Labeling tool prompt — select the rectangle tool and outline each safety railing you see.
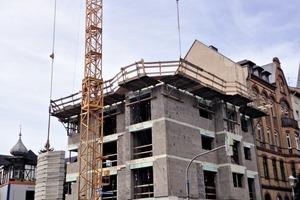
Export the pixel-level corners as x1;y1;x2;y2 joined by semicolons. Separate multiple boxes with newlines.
51;59;250;114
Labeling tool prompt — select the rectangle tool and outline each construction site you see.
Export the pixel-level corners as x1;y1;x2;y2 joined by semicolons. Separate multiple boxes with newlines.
1;1;299;200
47;38;266;199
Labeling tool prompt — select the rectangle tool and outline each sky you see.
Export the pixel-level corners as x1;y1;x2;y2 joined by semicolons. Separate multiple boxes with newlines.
0;0;299;156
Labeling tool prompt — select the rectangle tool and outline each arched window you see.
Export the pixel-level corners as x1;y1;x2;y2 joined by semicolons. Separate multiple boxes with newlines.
280;160;286;181
274;131;280;148
284;195;289;200
265;193;271;200
272;159;278;180
267;128;272;145
280;101;289;117
262;91;268;106
277;194;282;200
263;156;269;179
278;76;285;94
257;124;263;142
291;161;296;177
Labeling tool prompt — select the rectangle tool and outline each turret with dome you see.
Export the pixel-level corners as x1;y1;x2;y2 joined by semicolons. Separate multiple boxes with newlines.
10;127;28;157
0;126;37;187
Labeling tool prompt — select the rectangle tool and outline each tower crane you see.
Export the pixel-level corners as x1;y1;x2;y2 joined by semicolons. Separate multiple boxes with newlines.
78;0;108;199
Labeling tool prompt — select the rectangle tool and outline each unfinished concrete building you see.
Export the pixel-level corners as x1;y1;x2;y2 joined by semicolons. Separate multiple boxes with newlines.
51;40;265;199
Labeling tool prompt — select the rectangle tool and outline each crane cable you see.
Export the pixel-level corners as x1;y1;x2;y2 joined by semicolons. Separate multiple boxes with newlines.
176;0;182;59
42;0;57;152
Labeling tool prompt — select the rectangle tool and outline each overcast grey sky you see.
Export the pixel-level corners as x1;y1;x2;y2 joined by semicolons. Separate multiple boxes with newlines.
0;0;299;155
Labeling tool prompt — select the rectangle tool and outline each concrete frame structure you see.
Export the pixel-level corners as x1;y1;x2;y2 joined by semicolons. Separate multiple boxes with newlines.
51;40;266;200
239;58;300;200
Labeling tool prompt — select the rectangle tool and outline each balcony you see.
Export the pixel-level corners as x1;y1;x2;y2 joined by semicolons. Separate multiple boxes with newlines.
281;117;299;130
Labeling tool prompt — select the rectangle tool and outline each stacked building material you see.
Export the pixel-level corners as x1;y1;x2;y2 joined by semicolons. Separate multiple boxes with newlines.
35;151;65;200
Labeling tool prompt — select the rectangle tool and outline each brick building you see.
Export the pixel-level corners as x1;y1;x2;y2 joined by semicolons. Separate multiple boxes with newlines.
239;58;300;200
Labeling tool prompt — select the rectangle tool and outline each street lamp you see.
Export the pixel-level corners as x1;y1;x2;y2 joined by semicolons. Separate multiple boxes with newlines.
185;139;233;200
289;175;297;200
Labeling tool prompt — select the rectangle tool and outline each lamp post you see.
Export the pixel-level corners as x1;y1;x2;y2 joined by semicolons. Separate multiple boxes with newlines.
289;175;297;200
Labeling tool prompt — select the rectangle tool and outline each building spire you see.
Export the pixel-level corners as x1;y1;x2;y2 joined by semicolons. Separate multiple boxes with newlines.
19;124;22;139
10;125;28;156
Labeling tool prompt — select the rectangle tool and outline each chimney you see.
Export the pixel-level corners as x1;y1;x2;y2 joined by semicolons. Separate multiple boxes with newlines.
209;45;218;52
273;57;281;68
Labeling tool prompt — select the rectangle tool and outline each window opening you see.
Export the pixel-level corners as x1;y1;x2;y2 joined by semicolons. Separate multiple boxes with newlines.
295;134;300;150
132;129;152;159
102;175;117;200
247;178;255;200
267;128;272;145
265;193;271;200
25;190;34;200
103;141;117;167
263;157;269;179
198;101;213;120
291;162;296;177
284;195;290;200
286;133;292;149
104;109;117;136
257;124;263;142
225;104;237;134
232;173;243;188
274;131;279;147
130;93;151;124
244;147;251;160
231;140;239;165
272;159;278;180
204;171;217;199
280;160;286;181
133;167;154;199
241;114;248;132
201;136;213;150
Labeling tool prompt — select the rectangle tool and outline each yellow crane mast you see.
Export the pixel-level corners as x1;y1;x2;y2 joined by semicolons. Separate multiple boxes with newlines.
78;0;108;199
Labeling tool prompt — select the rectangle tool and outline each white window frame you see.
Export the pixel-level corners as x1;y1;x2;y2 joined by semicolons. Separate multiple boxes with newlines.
267;128;272;145
286;133;292;149
295;135;300;150
257;124;262;141
274;131;279;147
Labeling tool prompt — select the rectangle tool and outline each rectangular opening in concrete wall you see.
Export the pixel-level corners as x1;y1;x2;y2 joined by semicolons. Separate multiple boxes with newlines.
65;115;80;136
204;171;217;199
231;140;240;165
133;167;154;199
103;141;117;167
225;105;238;134
232;173;243;188
198;103;213;120
130;93;151;124
132;129;152;159
201;135;213;150
241;115;248;132
244;147;251;160
104;109;117;136
102;174;117;200
247;178;255;200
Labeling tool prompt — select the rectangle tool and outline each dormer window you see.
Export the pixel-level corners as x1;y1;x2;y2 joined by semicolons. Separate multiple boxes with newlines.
253;66;264;78
261;71;271;83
